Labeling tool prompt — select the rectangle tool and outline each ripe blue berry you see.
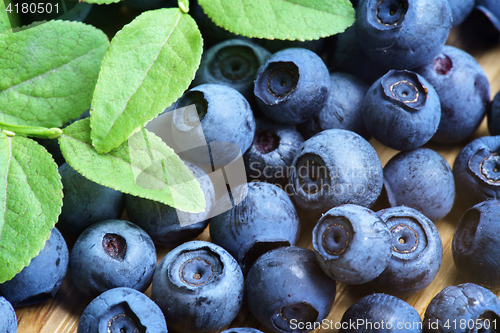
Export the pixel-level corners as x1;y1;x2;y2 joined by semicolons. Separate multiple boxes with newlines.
0;227;68;306
254;48;330;125
289;129;383;220
151;241;244;333
246;246;336;333
369;206;443;296
356;0;452;69
70;219;157;297
78;287;168;333
362;70;441;151
312;204;391;284
423;283;500;333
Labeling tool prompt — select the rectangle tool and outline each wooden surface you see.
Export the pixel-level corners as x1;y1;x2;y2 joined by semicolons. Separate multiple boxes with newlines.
14;29;500;333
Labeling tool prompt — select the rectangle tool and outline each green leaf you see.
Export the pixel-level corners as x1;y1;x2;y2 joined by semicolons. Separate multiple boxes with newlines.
0;0;20;33
60;118;205;213
90;8;203;153
198;0;355;41
0;133;63;283
0;20;109;128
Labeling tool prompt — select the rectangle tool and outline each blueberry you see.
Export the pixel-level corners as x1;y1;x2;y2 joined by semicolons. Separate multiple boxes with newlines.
125;160;215;248
171;84;256;167
327;24;389;85
383;148;455;221
221;329;264;333
476;0;500;36
253;38;326;55
193;39;271;102
210;182;300;274
151;240;244;333
57;162;125;238
487;90;500;136
423;283;500;333
453;136;500;209
70;219;157;297
356;0;452;70
453;200;500;289
297;72;370;140
254;48;330;125
312;204;391;284
0;297;16;333
447;0;475;26
368;206;443;297
0;227;68;307
246;246;336;333
339;293;423;333
362;70;441;151
78;287;168;333
289;129;383;219
243;119;304;187
415;45;490;143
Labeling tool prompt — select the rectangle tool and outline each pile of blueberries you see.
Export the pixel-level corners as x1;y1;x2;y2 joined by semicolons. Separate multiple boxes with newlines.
3;0;500;332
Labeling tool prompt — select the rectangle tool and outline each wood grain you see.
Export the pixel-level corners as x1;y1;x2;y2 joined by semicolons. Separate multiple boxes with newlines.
14;28;500;333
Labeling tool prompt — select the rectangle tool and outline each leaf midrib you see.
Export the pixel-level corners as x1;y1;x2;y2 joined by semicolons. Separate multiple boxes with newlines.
0;42;106;96
101;10;183;145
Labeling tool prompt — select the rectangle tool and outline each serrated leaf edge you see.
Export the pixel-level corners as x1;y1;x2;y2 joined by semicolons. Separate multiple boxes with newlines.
90;8;189;154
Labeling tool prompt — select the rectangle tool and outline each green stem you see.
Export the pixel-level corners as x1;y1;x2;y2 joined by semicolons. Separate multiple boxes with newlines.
0;122;63;139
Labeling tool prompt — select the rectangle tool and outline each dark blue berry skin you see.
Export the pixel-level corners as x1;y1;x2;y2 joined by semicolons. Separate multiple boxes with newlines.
289;129;383;220
210;182;300;274
57;162;124;238
362;70;441;151
171;84;256;167
356;0;452;70
476;0;500;34
193;39;271;102
453;136;500;209
70;219;157;297
487;90;500;136
415;45;490;143
254;48;330;125
0;297;16;333
297;72;370;140
312;204;391;284
328;24;389;85
448;0;475;26
243;119;304;186
453;200;500;289
368;207;443;297
125;160;215;248
253;38;326;55
151;241;244;333
246;246;337;333
221;329;263;333
383;148;455;222
78;287;168;333
0;227;68;307
340;293;423;333
423;283;500;333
